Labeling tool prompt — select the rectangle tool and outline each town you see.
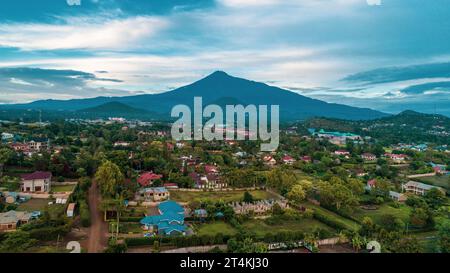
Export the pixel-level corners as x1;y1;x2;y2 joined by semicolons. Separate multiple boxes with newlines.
0;113;448;253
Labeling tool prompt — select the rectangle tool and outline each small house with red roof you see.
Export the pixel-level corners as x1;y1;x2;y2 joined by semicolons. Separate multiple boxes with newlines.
366;179;377;190
300;156;312;163
334;150;350;156
20;171;52;193
282;155;296;165
361;153;377;161
138;172;163;187
263;155;277;167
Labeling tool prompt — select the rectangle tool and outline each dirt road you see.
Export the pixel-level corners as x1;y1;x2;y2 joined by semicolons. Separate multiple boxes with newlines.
87;181;109;253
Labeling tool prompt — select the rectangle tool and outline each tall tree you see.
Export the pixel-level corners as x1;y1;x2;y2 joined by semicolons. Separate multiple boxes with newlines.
95;160;124;197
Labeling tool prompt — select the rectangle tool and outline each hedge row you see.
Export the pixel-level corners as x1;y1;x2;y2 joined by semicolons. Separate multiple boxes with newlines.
29;224;71;241
313;210;351;231
80;201;91;227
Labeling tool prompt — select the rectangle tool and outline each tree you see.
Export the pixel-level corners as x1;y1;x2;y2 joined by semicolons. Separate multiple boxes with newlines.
0;231;37;253
360;217;376;237
287;184;307;204
409;207;431;228
424;188;446;210
0;148;13;176
436;219;450;253
390;237;422;253
95;160;124;197
380;214;404;232
243;191;254;203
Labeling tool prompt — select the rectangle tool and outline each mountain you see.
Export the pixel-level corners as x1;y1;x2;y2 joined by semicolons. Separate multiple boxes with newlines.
0;71;388;121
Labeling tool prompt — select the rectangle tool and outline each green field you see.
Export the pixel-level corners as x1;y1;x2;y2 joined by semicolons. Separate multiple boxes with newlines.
195;221;238;236
170;190;278;203
353;203;412;224
242;218;336;236
301;202;361;231
17;198;51;211
416;175;450;191
51;184;76;193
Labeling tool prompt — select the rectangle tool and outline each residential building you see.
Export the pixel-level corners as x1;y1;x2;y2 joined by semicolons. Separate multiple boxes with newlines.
140;201;186;236
282;155;296;165
402;181;445;196
361;153;377;161
389;191;408;202
137;187;170;202
0;210;33;232
137;172;163;187
20;171;52;193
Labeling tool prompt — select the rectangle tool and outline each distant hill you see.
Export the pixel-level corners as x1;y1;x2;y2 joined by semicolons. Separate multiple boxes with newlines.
0;71;388;121
302;110;450;145
77;102;147;115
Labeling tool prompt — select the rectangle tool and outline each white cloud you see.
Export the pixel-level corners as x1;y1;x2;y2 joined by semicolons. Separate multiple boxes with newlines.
0;15;169;51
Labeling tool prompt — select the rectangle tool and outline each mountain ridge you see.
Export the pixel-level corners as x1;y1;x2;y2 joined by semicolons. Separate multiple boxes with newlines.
0;71;389;121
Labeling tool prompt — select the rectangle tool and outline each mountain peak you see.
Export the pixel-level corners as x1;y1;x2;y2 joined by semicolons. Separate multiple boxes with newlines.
204;70;232;80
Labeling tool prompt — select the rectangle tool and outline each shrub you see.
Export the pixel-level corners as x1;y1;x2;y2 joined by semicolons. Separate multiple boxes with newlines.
79;201;91;227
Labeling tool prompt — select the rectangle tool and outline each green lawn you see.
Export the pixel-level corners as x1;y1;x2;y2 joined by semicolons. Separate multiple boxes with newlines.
195;221;238;237
353;203;412;224
17;198;51;211
242;218;336;237
170;190;278;203
51;184;76;193
416;175;450;191
300;202;361;231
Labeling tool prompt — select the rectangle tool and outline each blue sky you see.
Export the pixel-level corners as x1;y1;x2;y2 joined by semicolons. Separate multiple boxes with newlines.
0;0;449;115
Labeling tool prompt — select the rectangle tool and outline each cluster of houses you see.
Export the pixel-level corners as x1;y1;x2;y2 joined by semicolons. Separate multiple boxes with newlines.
189;164;227;189
365;178;446;203
9;138;50;157
310;128;362;145
230;199;289;215
0;210;38;232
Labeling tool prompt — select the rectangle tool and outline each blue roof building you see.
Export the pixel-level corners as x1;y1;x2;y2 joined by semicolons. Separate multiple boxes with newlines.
140;201;186;236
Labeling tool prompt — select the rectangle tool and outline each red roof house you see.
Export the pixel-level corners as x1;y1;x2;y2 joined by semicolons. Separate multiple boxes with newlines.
138;172;163;187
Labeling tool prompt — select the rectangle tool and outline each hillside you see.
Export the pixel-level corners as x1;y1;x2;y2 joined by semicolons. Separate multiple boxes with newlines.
302;110;450;145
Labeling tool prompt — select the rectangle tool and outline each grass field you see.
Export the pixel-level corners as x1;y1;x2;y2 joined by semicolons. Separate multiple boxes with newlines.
17;198;51;211
51;184;76;193
353;203;412;224
301;202;361;231
416;175;450;191
195;221;238;237
169;190;278;203
242;218;336;236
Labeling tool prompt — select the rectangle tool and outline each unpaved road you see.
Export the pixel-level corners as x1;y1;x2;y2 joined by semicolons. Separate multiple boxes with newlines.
87;181;108;253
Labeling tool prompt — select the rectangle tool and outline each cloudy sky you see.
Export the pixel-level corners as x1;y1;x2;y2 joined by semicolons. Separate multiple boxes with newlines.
0;0;449;115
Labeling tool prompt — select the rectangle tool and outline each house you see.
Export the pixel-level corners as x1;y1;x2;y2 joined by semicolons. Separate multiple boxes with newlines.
361;153;377;161
1;132;14;142
389;191;408;202
385;153;407;163
189;172;227;189
300;156;312;163
137;187;170;202
334;150;350;156
194;209;208;218
28;138;49;151
429;162;448;175
204;165;219;174
402;181;445;196
0;210;33;232
137;172;163;187
263;156;277;167
140;201;186;236
114;141;130;147
282;155;296;165
163;183;179;189
313;129;361;145
67;203;76;218
20;171;52;193
366;179;377;190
